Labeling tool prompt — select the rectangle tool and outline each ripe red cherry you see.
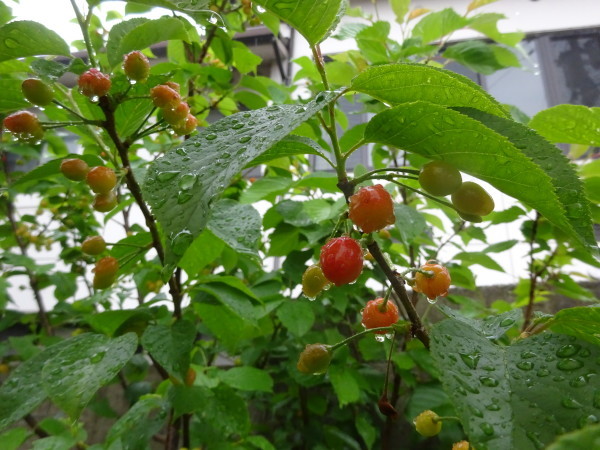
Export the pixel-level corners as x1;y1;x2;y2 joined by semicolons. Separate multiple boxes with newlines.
60;158;89;181
3;111;44;143
163;101;190;126
78;68;111;98
21;78;54;106
81;236;106;255
92;192;118;212
86;166;117;194
361;298;399;333
414;260;451;300
93;256;119;289
319;236;363;286
348;184;395;233
123;51;150;81
150;85;180;109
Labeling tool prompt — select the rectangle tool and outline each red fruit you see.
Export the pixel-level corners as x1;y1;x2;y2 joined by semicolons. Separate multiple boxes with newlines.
86;166;117;194
361;298;399;333
92;191;118;212
172;113;198;136
123;51;150;81
163;101;190;126
348;184;395;233
81;236;106;255
60;158;89;181
319;236;363;286
93;256;119;289
78;68;111;98
297;344;332;374
165;81;180;93
3;110;44;143
414;260;451;300
21;78;54;106
150;85;180;109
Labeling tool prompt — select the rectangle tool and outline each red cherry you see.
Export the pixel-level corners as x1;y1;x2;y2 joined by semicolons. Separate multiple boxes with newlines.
163;101;190;126
93;256;119;289
348;184;396;233
319;236;363;286
3;111;44;143
150;85;180;109
414;260;451;300
60;158;89;181
361;298;399;333
92;191;118;212
78;68;111;98
172;113;198;136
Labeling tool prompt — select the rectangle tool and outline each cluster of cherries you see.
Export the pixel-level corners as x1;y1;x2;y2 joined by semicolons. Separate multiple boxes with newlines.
2;50;199;147
60;158;118;213
298;181;453;373
80;235;119;290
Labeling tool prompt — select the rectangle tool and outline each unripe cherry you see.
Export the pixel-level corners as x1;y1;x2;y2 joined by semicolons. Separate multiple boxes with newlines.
172;113;198;136
150;85;180;109
93;256;119;289
21;78;54;106
92;191;118;213
60;158;89;181
81;236;106;255
163;101;190;126
86;166;117;194
414;410;442;437
297;344;332;374
301;264;330;299
123;51;150;81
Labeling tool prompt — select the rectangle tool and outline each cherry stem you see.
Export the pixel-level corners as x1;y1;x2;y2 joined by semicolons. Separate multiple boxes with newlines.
330;326;395;351
382;330;397;395
379;285;393;312
433;416;461;423
351;167;420;185
329;211;348;239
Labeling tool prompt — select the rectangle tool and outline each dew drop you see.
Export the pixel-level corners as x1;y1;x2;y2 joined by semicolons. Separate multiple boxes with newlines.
470;406;483;418
90;351;106;364
459;352;481;370
171;230;193;256
232;123;244;129
176;148;187;156
500;318;515;327
178;173;197;190
485;403;501;411
205;133;217;140
479;376;499;387
561;397;583;409
526;432;545;450
157;171;179;182
556;344;581;358
521;351;536;359
569;376;587;388
536;368;550;377
4;37;18;48
375;335;385;342
479;423;494;436
557;358;584;371
517;361;534;371
239;136;251;143
243;112;252;118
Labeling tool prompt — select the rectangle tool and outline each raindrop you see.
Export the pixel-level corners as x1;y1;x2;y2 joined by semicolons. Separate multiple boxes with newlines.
557;358;584;371
578;348;591;357
176;148;187;156
157;171;179;182
569;376;587;388
516;361;534;371
232;123;244;129
485;403;501;411
553;375;565;382
375;335;385;342
243;112;252;118
426;297;438;305
90;351;106;364
526;432;545;450
521;351;536;359
170;230;193;256
536;368;550;377
500;318;515;327
205;133;217;140
178;173;197;190
239;136;251;143
470;406;483;418
4;38;18;48
266;105;280;111
459;352;481;370
479;423;494;436
578;415;599;428
256;5;266;13
556;344;581;358
561;397;583;409
315;93;325;102
479;376;499;387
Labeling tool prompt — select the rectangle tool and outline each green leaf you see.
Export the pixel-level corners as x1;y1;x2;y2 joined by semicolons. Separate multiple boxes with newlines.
355;22;390;64
549;307;600;347
86;309;154;337
240;176;293;204
328;365;360;406
351;63;507;117
431;318;600;449
253;0;346;46
143;92;337;274
11;154;104;187
456;107;597;253
443;40;520;74
468;13;524;46
115;97;154;138
106;395;169;448
364;102;589;254
0;79;29;112
0;21;69;62
41;333;137;418
276;301;315;337
394;204;426;244
454;251;505;272
529;105;600;146
219;367;274;392
245;135;329;168
0;338;73;431
107;17;189;68
0;427;28;450
206;199;261;263
390;0;410;22
411;8;469;44
178;230;225;276
141;320;196;379
195;282;258;325
546;424;600;450
438;305;520;339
